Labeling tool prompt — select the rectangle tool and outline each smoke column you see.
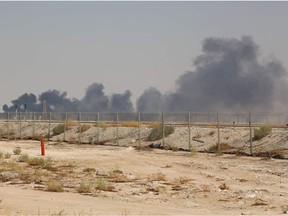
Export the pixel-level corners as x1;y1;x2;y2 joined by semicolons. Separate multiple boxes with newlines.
137;36;288;112
2;83;134;112
3;36;288;113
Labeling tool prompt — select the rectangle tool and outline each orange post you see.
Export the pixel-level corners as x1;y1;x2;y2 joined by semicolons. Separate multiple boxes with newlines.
41;139;45;156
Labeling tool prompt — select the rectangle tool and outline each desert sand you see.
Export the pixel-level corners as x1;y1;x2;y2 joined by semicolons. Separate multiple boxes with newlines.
0;140;288;215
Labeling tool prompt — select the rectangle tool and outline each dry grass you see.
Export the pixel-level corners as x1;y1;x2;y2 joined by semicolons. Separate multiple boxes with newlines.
77;181;92;193
146;122;161;128
108;170;129;183
149;172;166;182
34;169;51;180
46;181;64;192
190;147;198;156
83;167;96;172
28;157;52;168
219;182;229;190
171;145;179;152
98;122;108;130
65;121;78;127
77;124;91;133
207;142;235;153
4;152;11;159
18;153;30;163
193;133;201;139
95;178;115;192
208;130;216;136
201;184;211;193
121;121;140;128
7;161;20;171
134;146;153;151
172;176;192;185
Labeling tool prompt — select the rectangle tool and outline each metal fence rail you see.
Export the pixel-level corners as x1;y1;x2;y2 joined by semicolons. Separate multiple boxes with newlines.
2;111;288;124
0;111;288;158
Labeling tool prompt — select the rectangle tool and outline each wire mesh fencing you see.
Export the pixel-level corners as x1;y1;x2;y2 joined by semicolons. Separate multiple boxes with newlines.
0;111;287;158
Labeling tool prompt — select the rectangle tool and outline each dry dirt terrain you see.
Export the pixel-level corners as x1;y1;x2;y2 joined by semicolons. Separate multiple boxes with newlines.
0;140;288;215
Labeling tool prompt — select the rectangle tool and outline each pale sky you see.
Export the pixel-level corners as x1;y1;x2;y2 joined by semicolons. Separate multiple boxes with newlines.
1;1;288;109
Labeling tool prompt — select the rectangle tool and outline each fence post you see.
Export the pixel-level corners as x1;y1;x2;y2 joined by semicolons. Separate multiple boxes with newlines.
47;112;51;143
249;112;253;156
32;112;35;140
19;112;22;140
116;112;119;146
78;112;82;144
96;112;100;144
63;112;67;142
138;112;141;147
7;112;10;141
162;112;165;148
188;112;191;151
217;112;220;152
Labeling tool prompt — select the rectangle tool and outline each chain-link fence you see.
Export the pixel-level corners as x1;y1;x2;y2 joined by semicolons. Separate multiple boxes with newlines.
0;112;287;158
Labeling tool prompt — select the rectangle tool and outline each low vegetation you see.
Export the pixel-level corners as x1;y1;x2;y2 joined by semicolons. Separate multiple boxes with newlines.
190;147;198;156
77;124;91;133
52;124;66;136
147;124;175;141
28;157;52;168
95;178;115;192
18;153;30;163
253;125;272;141
121;121;140;128
83;167;96;172
77;181;92;193
4;152;11;159
46;181;64;192
13;147;22;155
208;130;216;136
207;142;235;153
149;172;166;182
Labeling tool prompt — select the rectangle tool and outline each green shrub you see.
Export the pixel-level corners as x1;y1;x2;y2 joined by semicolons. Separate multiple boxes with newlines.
253;125;272;141
13;147;22;155
147;124;175;141
190;147;198;156
18;153;30;163
52;124;66;136
77;181;92;193
28;157;52;168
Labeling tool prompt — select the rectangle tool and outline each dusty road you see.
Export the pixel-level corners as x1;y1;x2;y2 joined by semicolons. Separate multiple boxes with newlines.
0;140;288;215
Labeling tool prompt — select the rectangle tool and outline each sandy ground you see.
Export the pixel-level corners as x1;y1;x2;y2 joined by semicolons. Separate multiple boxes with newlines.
0;140;288;215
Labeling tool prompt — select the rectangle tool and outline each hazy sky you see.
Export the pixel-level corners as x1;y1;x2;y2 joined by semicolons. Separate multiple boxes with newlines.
1;1;288;109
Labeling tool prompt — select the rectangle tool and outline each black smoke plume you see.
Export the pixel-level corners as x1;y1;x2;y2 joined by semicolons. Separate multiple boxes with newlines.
79;83;109;111
2;93;41;112
137;36;288;112
136;87;166;112
3;36;288;113
2;83;134;112
110;90;133;112
38;90;80;112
